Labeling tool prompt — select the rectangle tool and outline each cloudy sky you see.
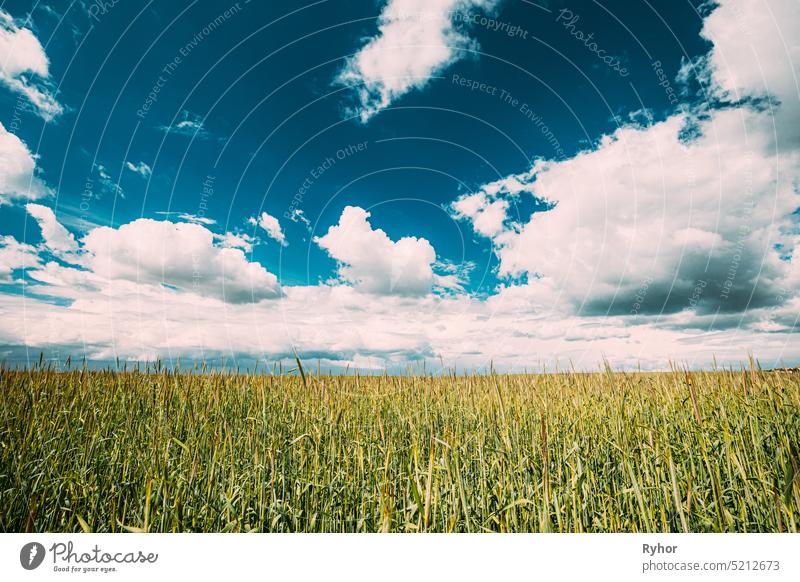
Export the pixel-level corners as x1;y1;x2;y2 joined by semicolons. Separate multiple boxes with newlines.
0;0;798;371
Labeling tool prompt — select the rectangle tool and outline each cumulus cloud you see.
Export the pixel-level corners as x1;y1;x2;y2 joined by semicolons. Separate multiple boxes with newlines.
249;211;287;246
451;192;510;238
449;170;545;240
217;231;255;253
336;0;500;122
456;0;800;321
691;0;800;149
0;10;63;120
0;122;52;203
10;206;283;305
81;219;281;303
315;206;460;296
492;109;797;316
18;208;281;304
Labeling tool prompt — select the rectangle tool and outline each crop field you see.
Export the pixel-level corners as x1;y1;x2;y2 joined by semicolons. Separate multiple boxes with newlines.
1;364;799;533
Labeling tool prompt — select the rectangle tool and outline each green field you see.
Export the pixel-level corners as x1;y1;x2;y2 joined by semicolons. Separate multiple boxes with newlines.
1;365;798;532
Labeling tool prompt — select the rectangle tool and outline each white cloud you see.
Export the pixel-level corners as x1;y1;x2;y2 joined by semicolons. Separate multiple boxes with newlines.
158;110;211;138
249;211;287;246
286;208;311;230
81;218;281;303
449;168;539;240
456;0;800;320
155;212;216;226
336;0;499;122
315;206;459;296
217;231;254;253
0;122;52;203
184;214;216;225
0;10;63;120
692;0;800;149
0;235;40;282
488;109;798;316
451;192;510;238
25;203;79;256
94;164;124;199
10;206;283;305
125;161;152;178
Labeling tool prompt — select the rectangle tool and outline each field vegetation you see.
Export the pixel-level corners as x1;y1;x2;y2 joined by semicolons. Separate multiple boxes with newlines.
1;362;798;532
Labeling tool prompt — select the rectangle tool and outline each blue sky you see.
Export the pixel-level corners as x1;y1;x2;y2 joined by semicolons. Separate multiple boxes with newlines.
1;0;798;370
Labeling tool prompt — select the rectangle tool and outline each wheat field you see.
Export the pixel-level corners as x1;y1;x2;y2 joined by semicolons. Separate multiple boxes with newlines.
1;363;798;532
